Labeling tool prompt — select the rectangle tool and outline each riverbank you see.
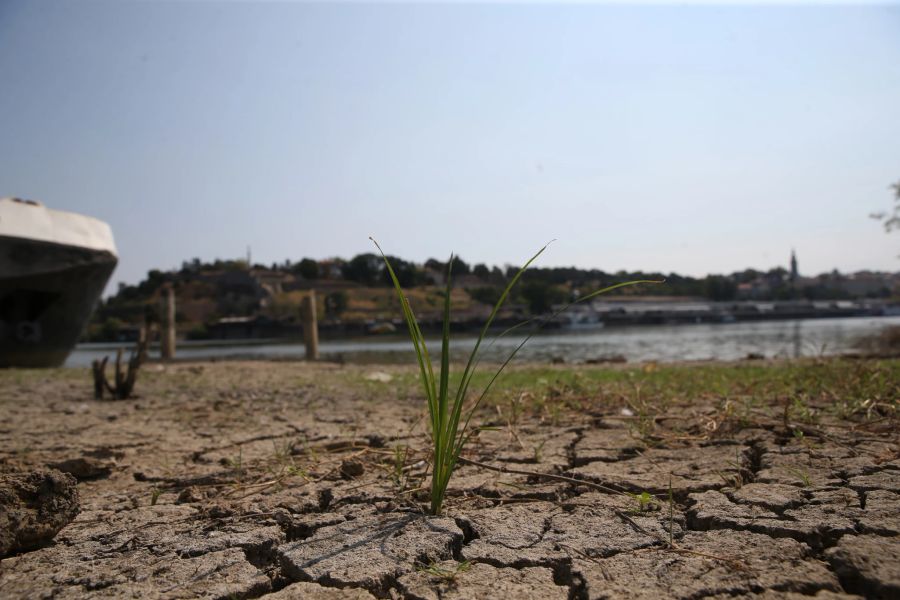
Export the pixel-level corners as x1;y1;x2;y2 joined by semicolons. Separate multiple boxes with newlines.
1;358;898;598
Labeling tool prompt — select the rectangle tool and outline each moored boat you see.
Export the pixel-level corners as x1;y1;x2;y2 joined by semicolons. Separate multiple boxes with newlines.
0;197;117;367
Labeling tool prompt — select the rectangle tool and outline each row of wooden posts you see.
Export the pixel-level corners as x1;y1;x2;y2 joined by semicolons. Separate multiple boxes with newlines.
93;288;319;399
157;285;319;361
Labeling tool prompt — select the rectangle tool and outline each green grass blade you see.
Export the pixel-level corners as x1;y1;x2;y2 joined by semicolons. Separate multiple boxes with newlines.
433;255;454;512
371;239;437;432
438;255;453;440
406;297;439;434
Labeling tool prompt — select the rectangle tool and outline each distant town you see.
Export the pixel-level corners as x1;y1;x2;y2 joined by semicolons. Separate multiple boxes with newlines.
87;251;900;343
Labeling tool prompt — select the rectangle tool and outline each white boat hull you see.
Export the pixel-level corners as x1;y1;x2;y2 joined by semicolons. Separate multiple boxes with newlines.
0;198;117;367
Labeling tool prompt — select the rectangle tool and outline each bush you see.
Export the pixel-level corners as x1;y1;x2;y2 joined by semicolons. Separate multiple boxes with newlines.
186;324;210;340
468;286;502;306
520;281;567;315
295;258;319;280
325;291;349;317
99;317;125;342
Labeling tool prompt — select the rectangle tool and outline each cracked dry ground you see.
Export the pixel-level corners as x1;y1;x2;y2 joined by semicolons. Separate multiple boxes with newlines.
0;359;898;599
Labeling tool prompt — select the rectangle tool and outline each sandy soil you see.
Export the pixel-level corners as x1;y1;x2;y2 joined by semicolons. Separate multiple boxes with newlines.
0;360;897;599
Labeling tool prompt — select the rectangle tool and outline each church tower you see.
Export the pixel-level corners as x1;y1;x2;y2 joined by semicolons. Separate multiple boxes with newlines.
790;249;798;282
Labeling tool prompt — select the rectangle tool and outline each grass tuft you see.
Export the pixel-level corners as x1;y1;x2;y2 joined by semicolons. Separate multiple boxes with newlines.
372;238;658;515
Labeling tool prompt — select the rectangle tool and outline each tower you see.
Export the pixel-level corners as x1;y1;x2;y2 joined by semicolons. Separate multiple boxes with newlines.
790;249;798;282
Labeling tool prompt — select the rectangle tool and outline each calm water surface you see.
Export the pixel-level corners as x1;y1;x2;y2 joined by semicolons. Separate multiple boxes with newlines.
66;315;900;367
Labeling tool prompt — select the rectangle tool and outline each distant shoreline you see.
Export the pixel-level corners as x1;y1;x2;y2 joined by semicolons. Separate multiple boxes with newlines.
68;314;900;368
87;300;899;346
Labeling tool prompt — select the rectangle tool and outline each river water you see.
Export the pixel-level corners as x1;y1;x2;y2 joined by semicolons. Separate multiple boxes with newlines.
66;315;900;367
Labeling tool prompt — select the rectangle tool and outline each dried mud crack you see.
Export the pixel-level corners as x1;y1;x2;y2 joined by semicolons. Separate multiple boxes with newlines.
0;359;897;599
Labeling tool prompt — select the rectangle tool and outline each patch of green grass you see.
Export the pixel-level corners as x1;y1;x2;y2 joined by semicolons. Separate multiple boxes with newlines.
709;447;749;491
387;443;410;491
457;359;899;422
266;440;306;483
340;358;899;434
629;490;656;513
531;438;547;463
417;560;472;581
783;466;812;487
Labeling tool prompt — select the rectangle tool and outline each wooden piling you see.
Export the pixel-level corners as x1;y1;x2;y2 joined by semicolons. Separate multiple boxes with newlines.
160;285;176;360
301;290;319;361
92;357;109;399
137;324;148;363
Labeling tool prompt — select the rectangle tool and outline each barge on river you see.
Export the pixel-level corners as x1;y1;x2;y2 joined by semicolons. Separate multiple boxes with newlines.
0;197;117;367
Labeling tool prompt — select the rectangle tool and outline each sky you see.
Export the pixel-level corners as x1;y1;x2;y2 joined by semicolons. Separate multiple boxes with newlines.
1;1;899;295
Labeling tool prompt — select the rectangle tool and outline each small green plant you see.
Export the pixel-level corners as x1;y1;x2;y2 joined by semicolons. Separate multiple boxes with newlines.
417;560;472;581
267;440;306;483
783;465;812;487
790;397;817;424
629;490;656;513
718;447;746;489
225;447;245;483
301;435;319;463
375;238;657;515
532;439;547;463
150;487;161;506
544;400;563;426
389;443;409;490
715;469;743;489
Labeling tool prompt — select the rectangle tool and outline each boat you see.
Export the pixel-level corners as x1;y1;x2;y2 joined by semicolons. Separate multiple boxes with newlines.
367;321;397;335
561;305;603;330
0;197;117;367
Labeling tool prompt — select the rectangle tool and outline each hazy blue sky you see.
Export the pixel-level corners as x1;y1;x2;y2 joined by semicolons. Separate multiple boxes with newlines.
2;1;899;293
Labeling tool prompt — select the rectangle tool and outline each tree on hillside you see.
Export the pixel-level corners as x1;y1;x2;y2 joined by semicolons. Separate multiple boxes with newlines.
468;286;502;306
325;291;348;316
871;180;900;233
521;281;567;315
343;253;383;286
451;257;471;275
424;258;446;272
295;258;319;280
380;255;419;287
704;276;737;301
134;269;167;295
734;269;762;284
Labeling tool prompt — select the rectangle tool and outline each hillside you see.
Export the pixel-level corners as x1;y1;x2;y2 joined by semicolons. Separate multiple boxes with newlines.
85;255;900;342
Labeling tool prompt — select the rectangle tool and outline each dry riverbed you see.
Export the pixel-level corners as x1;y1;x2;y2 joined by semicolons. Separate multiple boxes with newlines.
0;358;898;599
